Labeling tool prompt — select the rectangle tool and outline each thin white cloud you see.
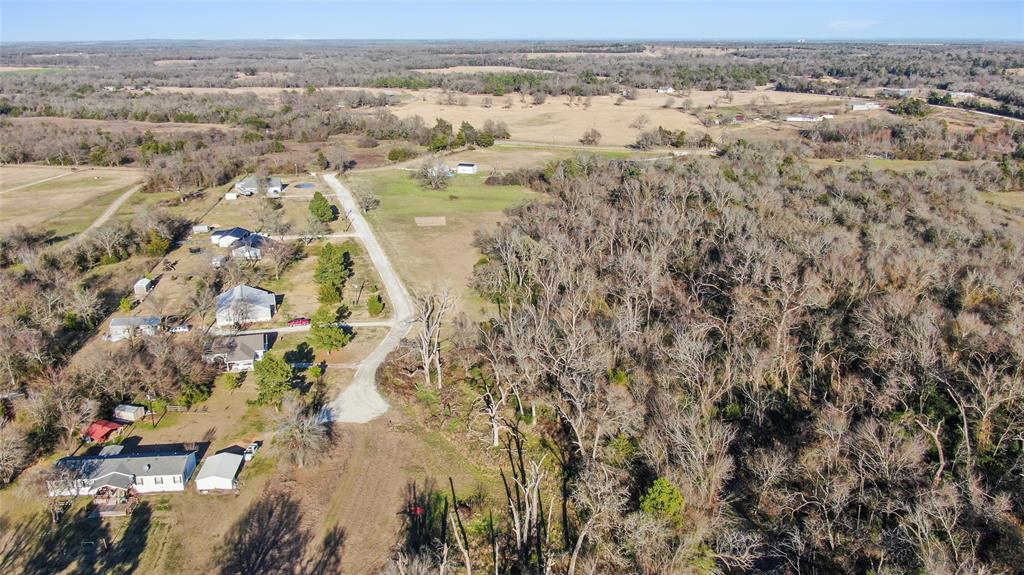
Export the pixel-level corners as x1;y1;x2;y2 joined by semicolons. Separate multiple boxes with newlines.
827;19;878;31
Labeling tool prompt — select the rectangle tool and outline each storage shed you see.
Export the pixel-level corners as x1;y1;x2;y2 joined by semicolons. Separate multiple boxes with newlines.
456;162;478;175
113;404;146;423
133;278;152;296
195;452;244;492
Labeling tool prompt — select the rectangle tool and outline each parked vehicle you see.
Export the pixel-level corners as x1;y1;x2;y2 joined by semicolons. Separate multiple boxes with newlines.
287;317;311;326
169;324;192;333
244;441;261;461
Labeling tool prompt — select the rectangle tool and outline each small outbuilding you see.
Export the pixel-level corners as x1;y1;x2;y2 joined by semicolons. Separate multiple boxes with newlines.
211;255;228;269
456;162;478;175
83;420;123;443
113;404;146;423
195;452;244;492
192;224;213;234
133;278;153;296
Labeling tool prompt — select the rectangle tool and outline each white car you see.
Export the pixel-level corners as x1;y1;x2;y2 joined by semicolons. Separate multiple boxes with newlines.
169;324;191;333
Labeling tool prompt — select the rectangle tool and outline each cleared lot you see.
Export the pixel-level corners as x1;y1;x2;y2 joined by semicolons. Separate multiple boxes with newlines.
0;165;145;235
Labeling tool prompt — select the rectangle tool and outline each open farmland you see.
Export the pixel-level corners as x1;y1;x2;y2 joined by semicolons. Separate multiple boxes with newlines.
389;87;844;146
345;169;536;315
0;165;144;235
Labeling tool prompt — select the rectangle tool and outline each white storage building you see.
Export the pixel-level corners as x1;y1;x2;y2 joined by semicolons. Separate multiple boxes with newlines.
195;452;244;492
113;404;146;423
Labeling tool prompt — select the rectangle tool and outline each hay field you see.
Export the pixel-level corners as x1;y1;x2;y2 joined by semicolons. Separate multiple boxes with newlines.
412;65;549;74
0;165;145;235
390;87;841;146
4;116;236;134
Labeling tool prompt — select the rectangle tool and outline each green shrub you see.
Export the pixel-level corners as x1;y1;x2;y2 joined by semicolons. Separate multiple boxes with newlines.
367;293;385;317
640;477;686;527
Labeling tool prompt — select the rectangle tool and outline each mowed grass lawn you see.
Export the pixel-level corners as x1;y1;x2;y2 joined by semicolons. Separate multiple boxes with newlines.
346;170;537;315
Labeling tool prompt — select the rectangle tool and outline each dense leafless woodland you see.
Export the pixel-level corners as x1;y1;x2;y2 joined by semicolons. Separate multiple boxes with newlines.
377;148;1024;573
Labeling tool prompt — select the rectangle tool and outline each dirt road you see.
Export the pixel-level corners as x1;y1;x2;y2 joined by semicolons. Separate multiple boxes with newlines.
83;184;142;233
321;173;414;423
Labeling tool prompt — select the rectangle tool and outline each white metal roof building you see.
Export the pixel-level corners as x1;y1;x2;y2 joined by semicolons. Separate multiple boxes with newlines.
195;452;244;492
214;285;277;327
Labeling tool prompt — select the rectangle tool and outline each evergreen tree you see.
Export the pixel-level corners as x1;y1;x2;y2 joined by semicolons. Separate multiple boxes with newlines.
309;306;352;351
308;191;335;223
252;353;293;406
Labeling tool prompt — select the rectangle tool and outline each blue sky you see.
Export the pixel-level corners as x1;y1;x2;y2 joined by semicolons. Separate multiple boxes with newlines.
1;1;1021;42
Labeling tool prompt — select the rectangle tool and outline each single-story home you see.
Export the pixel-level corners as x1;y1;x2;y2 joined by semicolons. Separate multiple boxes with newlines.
879;88;913;98
203;333;268;371
455;162;478;175
133;278;153;296
113;404;146;423
851;101;882;111
49;449;197;496
83;420;123;443
231;234;270;261
785;115;821;123
195;452;244;492
210;226;252;248
108;316;161;342
235;176;283;198
215;285;276;326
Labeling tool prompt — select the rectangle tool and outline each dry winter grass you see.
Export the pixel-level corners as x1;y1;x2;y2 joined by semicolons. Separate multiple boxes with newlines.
0;165;145;235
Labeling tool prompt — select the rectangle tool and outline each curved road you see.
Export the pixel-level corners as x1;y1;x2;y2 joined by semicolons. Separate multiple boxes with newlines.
321;173;414;423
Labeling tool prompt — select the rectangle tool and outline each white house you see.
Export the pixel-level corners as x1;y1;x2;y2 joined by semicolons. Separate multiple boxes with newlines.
113;404;146;423
851;102;882;111
215;285;276;326
210;227;252;248
108;316;161;342
195;452;244;492
231;234;270;261
235;176;283;197
785;114;822;123
455;162;478;175
49;449;197;496
133;278;153;297
203;333;268;371
879;88;913;98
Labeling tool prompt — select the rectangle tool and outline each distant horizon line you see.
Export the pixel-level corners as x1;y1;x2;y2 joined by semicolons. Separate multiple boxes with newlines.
4;37;1023;45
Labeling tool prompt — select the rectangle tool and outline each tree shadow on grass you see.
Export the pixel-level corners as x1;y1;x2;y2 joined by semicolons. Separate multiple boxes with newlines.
216;487;346;575
400;479;448;554
6;506;109;575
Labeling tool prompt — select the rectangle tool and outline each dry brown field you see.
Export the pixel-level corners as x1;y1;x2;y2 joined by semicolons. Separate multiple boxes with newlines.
0;165;145;234
411;65;550;74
